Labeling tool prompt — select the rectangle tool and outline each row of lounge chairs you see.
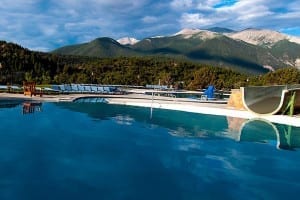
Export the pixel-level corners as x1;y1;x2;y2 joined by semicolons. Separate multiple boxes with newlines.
74;97;108;103
145;84;168;90
0;85;23;92
0;84;123;95
51;84;121;94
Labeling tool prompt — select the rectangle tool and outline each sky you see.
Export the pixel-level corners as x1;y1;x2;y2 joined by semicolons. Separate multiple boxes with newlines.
0;0;300;51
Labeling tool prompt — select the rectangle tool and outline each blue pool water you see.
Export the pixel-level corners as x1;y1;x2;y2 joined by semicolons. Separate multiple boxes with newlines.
0;101;300;199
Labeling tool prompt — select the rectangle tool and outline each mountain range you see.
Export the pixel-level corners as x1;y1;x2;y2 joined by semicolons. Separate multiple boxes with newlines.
53;27;300;74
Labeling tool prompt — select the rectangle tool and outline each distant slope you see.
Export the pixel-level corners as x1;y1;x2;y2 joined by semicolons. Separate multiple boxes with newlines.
52;28;300;74
227;28;300;47
270;40;300;67
131;33;281;73
53;37;138;57
185;36;271;73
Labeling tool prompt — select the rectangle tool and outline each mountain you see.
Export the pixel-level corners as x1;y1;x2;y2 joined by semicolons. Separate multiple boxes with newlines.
227;28;300;47
52;28;300;74
173;28;220;40
225;28;300;69
133;33;279;73
2;40;299;88
270;40;300;68
53;37;138;57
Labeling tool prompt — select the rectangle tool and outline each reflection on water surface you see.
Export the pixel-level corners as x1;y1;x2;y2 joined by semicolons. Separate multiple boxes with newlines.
0;101;300;199
59;101;300;151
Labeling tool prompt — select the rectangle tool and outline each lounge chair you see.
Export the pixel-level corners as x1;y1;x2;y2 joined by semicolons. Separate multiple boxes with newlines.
84;85;92;93
77;85;85;93
0;85;8;90
91;85;98;93
97;86;104;93
202;85;215;100
71;84;79;93
59;85;66;93
63;84;75;93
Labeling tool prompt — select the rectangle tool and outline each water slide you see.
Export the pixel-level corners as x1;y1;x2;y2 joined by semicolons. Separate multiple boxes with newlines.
241;85;300;115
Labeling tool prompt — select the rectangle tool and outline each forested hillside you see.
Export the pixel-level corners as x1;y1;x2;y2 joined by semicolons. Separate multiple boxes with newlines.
1;41;299;90
53;28;300;74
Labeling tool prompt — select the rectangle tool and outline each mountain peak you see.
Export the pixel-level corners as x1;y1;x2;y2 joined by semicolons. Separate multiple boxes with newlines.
228;29;287;47
117;37;139;45
92;37;120;45
288;36;300;45
174;28;202;36
174;28;219;40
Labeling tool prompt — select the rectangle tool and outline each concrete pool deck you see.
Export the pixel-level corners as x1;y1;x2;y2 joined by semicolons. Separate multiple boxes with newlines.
1;92;299;127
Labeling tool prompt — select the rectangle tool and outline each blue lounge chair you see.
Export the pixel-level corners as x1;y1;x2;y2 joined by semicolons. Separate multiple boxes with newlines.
204;85;215;99
78;85;85;93
97;86;104;93
64;84;72;93
84;85;92;93
51;85;61;92
58;85;66;93
71;84;79;92
91;85;98;93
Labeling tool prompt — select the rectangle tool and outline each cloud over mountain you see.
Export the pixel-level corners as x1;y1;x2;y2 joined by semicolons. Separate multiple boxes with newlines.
0;0;299;51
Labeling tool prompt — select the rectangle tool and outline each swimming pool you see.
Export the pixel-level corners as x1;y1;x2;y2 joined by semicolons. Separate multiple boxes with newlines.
0;101;299;199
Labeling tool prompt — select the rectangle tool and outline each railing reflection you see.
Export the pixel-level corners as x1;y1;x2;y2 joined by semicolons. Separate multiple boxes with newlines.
22;102;42;114
226;117;300;150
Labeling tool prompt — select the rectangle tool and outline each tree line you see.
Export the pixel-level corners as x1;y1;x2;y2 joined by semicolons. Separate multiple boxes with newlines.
0;41;299;90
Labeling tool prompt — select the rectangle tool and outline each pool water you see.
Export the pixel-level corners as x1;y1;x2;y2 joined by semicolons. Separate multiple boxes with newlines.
0;101;300;200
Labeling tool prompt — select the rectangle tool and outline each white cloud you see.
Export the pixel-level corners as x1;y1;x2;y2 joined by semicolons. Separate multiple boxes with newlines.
195;0;219;10
180;13;214;27
0;0;299;51
137;23;176;37
39;24;59;36
142;16;159;23
286;0;300;11
56;0;149;12
178;0;300;31
276;12;300;19
0;0;37;9
171;0;194;10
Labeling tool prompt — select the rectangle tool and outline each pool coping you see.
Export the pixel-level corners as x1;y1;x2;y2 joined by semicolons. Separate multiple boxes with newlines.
0;92;299;127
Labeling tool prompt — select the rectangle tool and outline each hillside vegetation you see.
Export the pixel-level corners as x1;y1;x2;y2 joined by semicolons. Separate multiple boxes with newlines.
53;36;272;74
53;28;300;74
1;41;300;90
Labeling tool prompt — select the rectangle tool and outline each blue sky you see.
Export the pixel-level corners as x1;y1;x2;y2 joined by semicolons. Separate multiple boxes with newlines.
0;0;299;51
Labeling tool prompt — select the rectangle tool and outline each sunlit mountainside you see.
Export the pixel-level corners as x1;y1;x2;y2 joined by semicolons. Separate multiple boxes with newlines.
52;27;300;73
